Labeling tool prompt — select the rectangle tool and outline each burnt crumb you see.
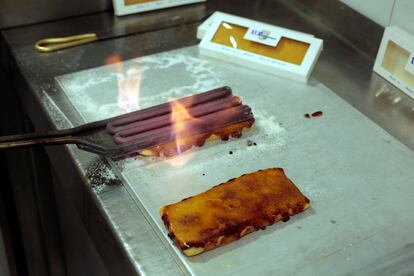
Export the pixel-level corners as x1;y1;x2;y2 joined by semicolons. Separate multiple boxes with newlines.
86;159;121;191
202;173;206;176
330;219;336;224
221;135;229;141
282;216;290;222
229;151;233;155
304;111;323;119
247;140;258;147
312;111;323;117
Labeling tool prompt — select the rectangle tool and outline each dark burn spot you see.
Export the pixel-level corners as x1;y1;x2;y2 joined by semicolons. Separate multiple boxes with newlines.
221;135;229;141
198;228;217;238
255;194;273;212
214;215;231;225
221;189;236;200
206;200;227;209
330;219;336;224
246;181;260;192
231;131;242;138
181;196;193;202
202;173;206;176
162;214;170;228
229;151;233;155
196;139;206;147
304;113;311;118
179;214;201;226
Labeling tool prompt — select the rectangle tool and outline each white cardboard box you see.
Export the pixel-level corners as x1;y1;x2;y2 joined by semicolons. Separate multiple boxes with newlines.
198;12;323;83
374;26;414;99
113;0;205;16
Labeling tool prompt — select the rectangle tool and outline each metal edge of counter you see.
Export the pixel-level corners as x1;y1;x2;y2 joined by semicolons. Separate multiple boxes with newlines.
1;0;414;275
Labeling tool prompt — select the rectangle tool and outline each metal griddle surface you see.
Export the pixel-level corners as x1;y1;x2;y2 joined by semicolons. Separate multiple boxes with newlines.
56;46;414;276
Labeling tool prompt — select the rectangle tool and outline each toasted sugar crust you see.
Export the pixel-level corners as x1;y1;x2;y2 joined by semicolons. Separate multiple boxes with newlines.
139;120;254;157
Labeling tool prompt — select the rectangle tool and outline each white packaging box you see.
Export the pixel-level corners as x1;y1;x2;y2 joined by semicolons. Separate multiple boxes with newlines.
374;26;414;99
113;0;205;16
198;12;323;83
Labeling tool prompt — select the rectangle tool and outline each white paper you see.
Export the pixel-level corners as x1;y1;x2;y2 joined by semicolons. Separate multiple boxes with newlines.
243;27;281;47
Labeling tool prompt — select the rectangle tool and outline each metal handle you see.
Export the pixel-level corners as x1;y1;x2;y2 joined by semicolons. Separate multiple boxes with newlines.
35;33;98;53
0;131;78;150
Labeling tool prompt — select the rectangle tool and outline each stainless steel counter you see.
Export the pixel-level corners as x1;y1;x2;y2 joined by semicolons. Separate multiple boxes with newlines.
1;0;414;275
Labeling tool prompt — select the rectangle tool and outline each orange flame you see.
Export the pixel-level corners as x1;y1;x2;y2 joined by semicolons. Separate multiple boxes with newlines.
105;53;141;113
170;100;194;154
167;100;199;167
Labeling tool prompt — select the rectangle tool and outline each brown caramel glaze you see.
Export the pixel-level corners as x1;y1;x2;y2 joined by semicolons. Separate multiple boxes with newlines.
160;168;310;256
139;119;255;158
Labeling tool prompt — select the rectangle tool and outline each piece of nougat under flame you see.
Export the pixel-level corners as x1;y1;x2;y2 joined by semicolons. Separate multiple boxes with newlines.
160;168;310;256
138;120;254;157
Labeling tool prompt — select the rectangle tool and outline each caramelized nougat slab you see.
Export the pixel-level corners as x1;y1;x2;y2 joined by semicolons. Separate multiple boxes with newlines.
160;168;310;256
139;120;254;157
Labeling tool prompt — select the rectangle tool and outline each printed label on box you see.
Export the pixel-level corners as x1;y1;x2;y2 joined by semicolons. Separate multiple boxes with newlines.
405;52;414;75
244;27;281;47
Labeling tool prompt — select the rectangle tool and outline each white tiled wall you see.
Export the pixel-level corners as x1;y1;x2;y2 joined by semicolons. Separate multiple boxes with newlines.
390;0;414;35
340;0;414;36
340;0;395;27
